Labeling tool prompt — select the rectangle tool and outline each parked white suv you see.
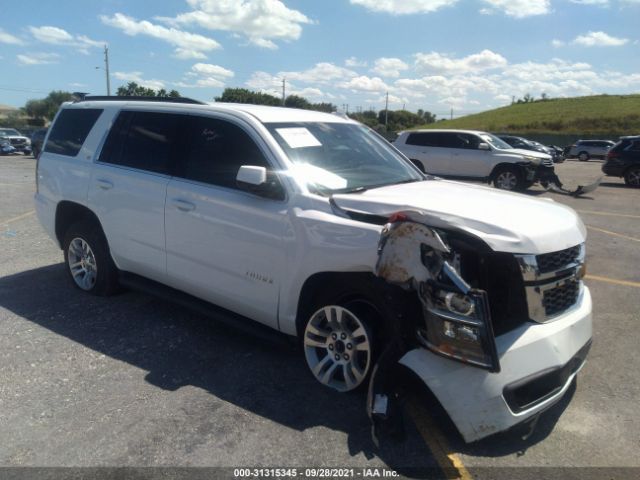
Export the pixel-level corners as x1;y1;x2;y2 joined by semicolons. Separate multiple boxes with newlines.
568;140;615;161
35;98;592;443
393;129;554;191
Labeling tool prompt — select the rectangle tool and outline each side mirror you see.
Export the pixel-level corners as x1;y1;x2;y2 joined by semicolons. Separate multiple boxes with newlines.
478;142;490;151
236;165;284;200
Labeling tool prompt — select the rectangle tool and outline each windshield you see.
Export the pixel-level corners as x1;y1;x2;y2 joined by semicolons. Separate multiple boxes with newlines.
480;133;513;150
0;128;20;136
267;122;423;194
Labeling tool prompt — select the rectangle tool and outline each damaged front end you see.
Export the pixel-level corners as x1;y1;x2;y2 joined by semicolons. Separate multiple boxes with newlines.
367;215;501;444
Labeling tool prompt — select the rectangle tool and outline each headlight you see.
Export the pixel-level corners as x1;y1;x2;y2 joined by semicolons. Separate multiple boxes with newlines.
417;261;500;372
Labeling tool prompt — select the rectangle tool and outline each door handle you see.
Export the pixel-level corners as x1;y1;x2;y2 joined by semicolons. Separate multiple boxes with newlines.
171;199;196;212
96;179;113;190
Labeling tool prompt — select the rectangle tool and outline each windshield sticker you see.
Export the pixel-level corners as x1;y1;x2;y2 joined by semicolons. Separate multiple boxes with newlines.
276;128;322;149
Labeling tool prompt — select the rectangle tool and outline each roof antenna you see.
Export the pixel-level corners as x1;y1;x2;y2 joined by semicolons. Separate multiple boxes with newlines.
72;92;89;102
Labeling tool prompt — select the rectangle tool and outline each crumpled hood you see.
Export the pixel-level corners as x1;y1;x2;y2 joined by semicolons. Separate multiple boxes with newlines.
332;179;585;254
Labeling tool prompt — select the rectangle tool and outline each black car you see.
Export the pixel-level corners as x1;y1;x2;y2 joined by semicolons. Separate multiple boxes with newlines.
602;136;640;187
30;128;48;158
497;135;559;162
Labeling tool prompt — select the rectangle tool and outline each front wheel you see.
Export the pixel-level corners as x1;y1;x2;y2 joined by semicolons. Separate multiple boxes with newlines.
302;303;375;392
63;220;119;296
493;167;523;191
578;151;589;162
624;166;640;187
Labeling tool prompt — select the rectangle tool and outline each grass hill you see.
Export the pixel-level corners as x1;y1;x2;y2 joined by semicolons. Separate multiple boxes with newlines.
423;94;640;135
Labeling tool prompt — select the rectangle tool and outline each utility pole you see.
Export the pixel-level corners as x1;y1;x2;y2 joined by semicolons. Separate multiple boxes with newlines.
104;45;111;96
282;77;286;106
450;107;453;120
385;92;389;127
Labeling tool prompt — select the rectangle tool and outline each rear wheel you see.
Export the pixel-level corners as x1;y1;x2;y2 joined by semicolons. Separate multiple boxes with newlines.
302;302;376;392
578;151;590;162
624;166;640;187
63;220;119;296
493;166;523;191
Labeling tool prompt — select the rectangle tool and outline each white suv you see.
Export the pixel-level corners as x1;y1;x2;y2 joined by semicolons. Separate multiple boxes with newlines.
35;98;592;443
393;129;554;191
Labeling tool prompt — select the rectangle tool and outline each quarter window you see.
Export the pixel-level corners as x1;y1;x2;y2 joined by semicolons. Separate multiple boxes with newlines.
44;109;103;157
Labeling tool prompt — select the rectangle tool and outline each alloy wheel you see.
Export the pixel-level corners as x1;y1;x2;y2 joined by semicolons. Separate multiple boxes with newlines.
67;237;98;291
495;171;518;190
303;305;372;392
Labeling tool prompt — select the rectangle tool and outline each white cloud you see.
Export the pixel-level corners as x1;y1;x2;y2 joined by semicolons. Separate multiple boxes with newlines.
0;28;25;45
480;0;550;18
341;75;389;93
177;63;234;89
570;0;609;5
69;82;88;88
158;0;313;49
29;26;103;54
281;62;358;84
112;71;165;90
572;31;628;46
371;57;409;78
552;39;565;47
350;0;457;14
101;13;220;59
414;49;507;74
17;52;60;65
345;57;367;68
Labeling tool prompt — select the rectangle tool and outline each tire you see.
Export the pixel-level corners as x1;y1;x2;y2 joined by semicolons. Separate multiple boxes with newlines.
63;219;119;296
578;151;590;162
302;299;378;393
624;166;640;188
493;166;523;191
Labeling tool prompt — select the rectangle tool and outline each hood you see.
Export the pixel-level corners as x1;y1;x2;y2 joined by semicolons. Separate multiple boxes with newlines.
332;179;585;254
501;148;550;160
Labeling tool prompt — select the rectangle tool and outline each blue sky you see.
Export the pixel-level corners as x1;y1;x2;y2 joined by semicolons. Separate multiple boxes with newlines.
1;0;639;118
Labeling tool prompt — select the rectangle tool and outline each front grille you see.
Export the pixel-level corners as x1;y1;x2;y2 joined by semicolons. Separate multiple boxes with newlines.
10;138;26;146
516;243;585;322
537;245;581;273
542;158;554;167
543;278;580;316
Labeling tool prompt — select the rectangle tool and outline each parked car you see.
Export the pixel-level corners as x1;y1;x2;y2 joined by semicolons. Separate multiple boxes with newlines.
547;145;565;163
0;127;32;155
393;129;555;191
35;98;592;443
568;140;615;161
30;128;48;158
602;135;640;187
0;139;17;155
497;135;560;163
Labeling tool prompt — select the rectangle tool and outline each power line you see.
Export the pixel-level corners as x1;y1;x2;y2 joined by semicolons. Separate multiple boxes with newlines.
0;86;50;94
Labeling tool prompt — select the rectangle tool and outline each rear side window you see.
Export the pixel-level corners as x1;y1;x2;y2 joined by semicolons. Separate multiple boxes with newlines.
176;116;270;189
44;108;103;157
99;111;181;175
406;132;440;147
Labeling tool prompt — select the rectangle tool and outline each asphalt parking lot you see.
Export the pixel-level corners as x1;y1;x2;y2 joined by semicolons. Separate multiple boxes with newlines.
1;155;638;479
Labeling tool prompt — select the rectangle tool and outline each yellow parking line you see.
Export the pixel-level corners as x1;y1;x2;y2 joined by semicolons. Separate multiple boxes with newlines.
585;274;640;289
1;210;35;225
407;397;473;480
586;225;640;243
577;210;640;220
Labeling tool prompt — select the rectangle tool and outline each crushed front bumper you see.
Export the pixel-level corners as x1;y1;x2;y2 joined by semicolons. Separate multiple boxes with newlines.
399;286;592;443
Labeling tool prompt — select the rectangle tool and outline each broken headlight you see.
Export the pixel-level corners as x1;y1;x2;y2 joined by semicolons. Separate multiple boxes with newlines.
418;262;500;373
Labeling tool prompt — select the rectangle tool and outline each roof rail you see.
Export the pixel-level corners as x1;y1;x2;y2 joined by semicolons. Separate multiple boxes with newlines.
75;95;206;105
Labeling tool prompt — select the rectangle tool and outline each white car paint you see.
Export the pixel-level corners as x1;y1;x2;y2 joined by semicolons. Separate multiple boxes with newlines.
393;129;552;179
35;100;592;443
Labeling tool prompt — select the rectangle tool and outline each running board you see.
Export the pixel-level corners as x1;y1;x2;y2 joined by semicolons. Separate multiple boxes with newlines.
119;272;290;348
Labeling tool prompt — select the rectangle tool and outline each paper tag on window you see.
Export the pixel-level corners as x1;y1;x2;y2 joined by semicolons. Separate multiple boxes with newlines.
275;128;322;149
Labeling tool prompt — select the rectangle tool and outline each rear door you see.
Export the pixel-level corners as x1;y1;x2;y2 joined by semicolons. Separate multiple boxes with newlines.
164;114;287;329
87;110;180;283
403;132;452;174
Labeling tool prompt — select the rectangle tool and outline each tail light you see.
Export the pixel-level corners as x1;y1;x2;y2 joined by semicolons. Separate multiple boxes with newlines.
606;151;619;161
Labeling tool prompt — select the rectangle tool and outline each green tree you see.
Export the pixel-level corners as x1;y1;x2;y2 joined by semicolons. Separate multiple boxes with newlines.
284;94;311;109
116;82;157;97
215;88;282;106
22;90;74;121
